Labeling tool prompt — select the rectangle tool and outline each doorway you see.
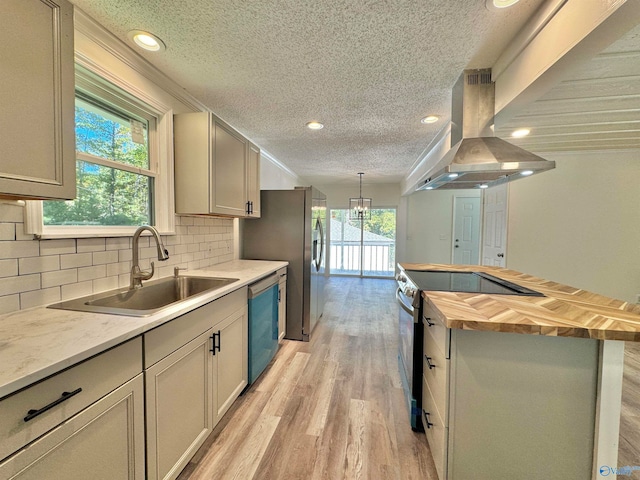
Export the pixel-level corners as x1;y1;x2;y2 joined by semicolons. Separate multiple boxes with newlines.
329;208;396;277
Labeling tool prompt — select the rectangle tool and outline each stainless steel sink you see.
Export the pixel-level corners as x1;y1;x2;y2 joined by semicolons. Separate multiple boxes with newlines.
48;276;239;317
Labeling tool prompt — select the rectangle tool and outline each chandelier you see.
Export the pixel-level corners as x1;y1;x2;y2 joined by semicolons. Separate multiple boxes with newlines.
349;172;372;220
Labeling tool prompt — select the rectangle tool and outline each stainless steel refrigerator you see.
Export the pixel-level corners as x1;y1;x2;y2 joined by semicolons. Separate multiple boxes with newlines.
243;187;326;341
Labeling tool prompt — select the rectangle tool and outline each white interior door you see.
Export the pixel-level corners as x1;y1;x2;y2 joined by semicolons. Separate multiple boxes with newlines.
452;196;481;265
482;183;508;267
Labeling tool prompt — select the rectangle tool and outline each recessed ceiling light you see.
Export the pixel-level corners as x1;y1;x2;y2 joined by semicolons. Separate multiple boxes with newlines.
306;121;324;130
485;0;520;9
425;186;434;190
511;128;531;138
421;115;440;124
520;170;534;176
478;184;489;189
128;30;166;52
448;173;459;178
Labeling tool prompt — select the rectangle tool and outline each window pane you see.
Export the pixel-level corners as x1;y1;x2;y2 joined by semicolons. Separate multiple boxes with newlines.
44;161;152;226
329;208;396;277
75;96;149;169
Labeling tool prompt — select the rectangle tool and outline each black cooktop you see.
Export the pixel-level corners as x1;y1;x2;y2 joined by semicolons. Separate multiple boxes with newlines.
404;270;544;297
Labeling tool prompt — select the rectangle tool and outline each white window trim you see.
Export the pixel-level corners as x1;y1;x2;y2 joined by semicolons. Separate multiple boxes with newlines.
26;59;176;238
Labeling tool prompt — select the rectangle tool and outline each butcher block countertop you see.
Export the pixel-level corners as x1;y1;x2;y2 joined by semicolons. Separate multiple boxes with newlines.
400;263;640;342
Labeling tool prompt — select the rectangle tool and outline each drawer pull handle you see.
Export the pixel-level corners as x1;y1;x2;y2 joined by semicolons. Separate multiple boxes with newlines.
425;355;436;369
423;409;434;429
210;330;221;355
424;317;434;327
24;388;82;422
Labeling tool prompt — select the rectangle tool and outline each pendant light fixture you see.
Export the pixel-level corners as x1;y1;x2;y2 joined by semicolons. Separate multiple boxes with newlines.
349;172;372;220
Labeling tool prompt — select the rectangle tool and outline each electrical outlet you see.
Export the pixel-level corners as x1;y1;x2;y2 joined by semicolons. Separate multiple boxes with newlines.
226;240;231;252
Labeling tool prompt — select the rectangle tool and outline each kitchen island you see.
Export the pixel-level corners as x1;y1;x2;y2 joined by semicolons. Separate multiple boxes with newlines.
399;263;640;480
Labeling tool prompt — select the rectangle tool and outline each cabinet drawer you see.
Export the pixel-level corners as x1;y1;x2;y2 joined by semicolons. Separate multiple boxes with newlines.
423;331;449;422
422;299;450;359
422;376;448;480
145;287;247;367
0;337;142;461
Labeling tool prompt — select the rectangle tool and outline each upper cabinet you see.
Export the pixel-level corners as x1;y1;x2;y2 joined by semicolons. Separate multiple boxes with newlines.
174;112;261;218
0;0;76;200
246;142;261;218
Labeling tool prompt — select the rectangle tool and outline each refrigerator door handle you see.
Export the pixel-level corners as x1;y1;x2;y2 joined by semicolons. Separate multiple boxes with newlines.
316;217;324;272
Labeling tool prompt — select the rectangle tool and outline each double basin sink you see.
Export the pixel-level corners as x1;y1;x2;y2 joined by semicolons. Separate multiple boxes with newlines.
49;276;239;317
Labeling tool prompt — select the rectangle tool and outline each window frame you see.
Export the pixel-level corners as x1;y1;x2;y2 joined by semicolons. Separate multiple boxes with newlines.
26;64;175;238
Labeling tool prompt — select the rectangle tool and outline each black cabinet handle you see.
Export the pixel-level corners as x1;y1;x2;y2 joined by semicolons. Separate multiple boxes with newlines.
424;317;434;327
423;409;434;429
210;330;221;355
425;355;436;369
24;388;82;422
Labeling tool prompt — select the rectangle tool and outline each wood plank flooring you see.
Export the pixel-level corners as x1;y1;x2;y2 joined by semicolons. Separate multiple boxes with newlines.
619;340;640;468
177;277;437;480
177;276;640;479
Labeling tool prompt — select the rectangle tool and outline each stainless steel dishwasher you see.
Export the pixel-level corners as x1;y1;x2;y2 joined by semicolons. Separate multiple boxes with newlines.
247;273;279;384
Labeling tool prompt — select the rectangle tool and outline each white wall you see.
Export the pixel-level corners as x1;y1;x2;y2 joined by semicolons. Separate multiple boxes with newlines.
402;189;480;264
260;152;303;190
506;150;640;304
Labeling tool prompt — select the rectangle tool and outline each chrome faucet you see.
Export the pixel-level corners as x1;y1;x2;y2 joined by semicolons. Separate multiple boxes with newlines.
130;226;169;289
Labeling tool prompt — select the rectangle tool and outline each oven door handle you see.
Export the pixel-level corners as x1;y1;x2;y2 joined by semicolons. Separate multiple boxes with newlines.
396;288;414;316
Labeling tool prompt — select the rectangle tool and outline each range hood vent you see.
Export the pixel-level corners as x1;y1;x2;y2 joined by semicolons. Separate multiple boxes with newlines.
417;69;555;191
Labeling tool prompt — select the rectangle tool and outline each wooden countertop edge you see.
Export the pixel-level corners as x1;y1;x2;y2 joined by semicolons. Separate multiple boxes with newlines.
401;263;640;342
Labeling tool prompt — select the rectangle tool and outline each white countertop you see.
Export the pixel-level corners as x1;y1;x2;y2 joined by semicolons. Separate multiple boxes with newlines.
0;259;287;399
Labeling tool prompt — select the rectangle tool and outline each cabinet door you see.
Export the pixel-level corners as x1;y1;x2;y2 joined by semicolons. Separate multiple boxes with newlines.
212;306;248;425
246;142;261;218
0;0;75;200
0;374;145;480
146;329;213;480
211;120;247;216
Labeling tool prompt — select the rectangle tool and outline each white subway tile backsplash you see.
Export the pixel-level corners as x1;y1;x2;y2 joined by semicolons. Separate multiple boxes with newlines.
0;215;234;313
78;265;106;282
61;281;93;301
0;223;15;241
0;259;18;278
0;274;40;296
60;253;93;269
77;238;106;253
92;276;119;293
39;239;76;256
0;240;39;259
0;204;25;223
0;294;19;315
92;250;119;265
20;287;61;309
41;269;78;288
106;237;130;250
19;255;60;274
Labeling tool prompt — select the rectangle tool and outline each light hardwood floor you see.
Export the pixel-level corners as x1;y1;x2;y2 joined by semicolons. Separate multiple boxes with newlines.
619;341;640;468
177;277;438;480
177;276;640;479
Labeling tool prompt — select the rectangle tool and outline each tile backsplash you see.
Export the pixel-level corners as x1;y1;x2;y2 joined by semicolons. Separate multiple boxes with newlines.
0;202;234;315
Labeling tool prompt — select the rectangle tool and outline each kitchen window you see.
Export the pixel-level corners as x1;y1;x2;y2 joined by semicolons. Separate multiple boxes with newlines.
26;65;175;237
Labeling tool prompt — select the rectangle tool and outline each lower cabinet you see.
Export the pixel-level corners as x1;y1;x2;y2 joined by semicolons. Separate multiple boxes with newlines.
421;299;601;480
0;374;145;480
277;267;287;342
144;288;248;480
145;329;214;480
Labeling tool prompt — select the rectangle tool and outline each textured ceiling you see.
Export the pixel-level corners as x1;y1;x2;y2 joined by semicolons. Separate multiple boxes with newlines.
69;0;552;185
72;0;640;188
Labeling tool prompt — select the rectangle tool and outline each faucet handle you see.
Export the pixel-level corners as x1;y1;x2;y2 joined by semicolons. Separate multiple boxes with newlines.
174;266;188;277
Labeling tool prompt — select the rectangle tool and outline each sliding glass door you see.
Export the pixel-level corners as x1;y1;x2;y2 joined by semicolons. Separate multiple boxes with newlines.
329;208;396;277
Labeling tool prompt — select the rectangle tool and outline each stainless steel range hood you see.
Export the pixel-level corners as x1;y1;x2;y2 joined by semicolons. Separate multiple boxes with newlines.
417;69;555;191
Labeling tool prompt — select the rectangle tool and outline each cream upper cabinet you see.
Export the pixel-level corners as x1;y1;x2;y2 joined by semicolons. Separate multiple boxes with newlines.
175;112;260;217
246;142;261;218
0;0;76;200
